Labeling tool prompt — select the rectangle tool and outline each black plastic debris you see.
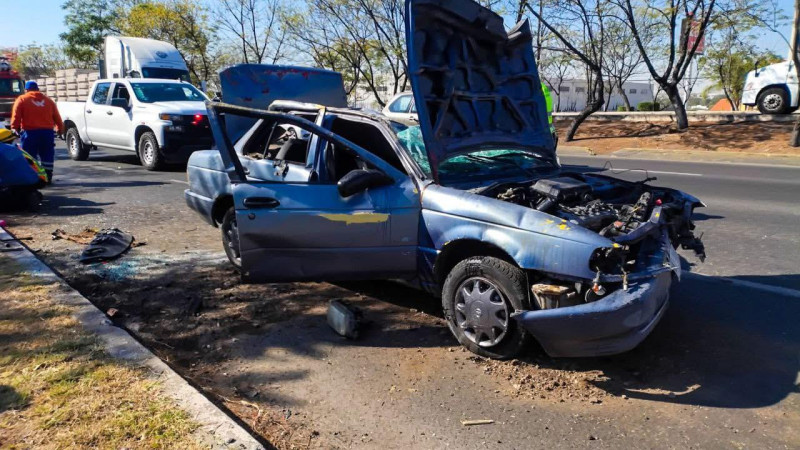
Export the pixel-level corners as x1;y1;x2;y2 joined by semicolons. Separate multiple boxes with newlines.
327;299;363;339
79;228;134;264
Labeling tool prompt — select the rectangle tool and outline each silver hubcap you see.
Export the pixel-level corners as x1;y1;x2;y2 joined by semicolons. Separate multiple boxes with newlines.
68;134;78;155
764;93;783;111
454;277;510;347
142;141;155;164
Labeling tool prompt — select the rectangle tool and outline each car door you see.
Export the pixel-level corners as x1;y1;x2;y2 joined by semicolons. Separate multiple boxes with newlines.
105;82;134;148
85;82;114;145
210;105;420;282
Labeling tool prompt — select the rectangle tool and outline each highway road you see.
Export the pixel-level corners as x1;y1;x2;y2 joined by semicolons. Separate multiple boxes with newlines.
3;145;799;448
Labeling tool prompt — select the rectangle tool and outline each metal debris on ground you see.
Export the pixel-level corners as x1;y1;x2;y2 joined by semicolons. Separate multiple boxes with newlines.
327;299;363;339
460;419;495;426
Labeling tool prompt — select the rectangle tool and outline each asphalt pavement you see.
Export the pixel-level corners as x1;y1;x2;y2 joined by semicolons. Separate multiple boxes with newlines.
3;144;799;448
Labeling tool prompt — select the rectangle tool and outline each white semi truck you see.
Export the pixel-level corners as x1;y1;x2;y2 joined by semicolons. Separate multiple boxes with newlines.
742;60;798;114
102;36;191;81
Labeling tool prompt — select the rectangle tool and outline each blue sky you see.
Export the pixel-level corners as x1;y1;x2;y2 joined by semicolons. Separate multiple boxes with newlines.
2;0;796;57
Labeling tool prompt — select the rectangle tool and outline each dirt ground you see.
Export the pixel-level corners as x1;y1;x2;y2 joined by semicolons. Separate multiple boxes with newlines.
558;120;797;155
9;228;798;448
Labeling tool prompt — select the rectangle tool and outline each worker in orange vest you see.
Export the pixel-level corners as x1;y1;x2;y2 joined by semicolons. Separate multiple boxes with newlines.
10;81;64;183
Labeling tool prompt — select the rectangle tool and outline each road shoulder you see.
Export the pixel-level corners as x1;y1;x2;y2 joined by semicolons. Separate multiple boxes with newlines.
0;227;265;449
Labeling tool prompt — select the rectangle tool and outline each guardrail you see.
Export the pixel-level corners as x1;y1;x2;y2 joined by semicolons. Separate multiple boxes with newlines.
552;111;799;123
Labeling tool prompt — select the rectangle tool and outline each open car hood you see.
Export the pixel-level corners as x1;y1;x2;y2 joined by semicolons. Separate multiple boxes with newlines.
219;64;348;143
405;0;556;181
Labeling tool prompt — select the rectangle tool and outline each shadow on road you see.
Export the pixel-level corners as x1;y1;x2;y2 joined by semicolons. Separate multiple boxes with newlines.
561;273;800;409
73;150;188;173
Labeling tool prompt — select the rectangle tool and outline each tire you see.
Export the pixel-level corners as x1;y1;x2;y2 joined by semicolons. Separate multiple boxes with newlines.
757;87;790;114
66;127;90;161
220;207;242;270
137;131;164;171
441;256;532;359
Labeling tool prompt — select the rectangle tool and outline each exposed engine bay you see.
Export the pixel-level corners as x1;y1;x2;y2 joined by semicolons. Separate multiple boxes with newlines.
474;173;707;310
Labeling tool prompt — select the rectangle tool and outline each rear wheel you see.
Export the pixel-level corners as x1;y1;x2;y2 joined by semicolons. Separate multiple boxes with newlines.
66;127;90;161
442;256;532;359
221;207;242;270
138;131;164;171
757;87;790;114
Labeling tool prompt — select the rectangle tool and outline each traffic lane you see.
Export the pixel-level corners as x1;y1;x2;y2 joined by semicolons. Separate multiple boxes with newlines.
561;158;800;289
562;155;800;184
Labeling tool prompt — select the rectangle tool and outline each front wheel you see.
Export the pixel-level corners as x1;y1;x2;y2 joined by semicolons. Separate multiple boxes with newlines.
66;127;90;161
220;207;242;270
757;87;790;114
441;256;532;359
138;131;164;171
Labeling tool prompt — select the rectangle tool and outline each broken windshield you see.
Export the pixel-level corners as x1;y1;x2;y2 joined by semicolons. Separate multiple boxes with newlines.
395;125;555;184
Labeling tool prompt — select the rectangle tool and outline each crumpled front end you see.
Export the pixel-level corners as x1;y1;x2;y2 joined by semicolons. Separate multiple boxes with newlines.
514;247;676;358
468;172;706;357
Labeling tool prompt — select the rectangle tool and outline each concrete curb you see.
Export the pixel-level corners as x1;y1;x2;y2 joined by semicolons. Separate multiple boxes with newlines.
0;228;266;450
552;111;798;123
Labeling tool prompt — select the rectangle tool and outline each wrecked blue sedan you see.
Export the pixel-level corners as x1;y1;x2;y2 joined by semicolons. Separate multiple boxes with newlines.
184;0;705;359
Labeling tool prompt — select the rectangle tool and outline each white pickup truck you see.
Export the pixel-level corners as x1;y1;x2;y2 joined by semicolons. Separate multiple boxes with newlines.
58;78;213;170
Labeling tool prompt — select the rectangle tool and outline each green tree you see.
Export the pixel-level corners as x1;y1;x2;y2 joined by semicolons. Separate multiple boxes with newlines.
701;46;780;110
15;44;79;79
60;0;126;66
119;0;217;83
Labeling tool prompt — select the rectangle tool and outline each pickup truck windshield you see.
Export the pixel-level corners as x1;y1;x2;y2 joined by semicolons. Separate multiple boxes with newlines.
0;78;23;96
130;82;205;103
141;67;191;82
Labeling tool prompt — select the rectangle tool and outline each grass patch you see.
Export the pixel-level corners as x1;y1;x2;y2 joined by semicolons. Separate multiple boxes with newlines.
0;281;201;448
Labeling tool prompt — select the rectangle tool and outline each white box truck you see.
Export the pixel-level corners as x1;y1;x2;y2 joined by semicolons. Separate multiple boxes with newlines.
102;36;191;82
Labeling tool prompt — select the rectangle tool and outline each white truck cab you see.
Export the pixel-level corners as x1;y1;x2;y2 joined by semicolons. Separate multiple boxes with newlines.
58;78;212;170
103;36;190;82
742;60;799;114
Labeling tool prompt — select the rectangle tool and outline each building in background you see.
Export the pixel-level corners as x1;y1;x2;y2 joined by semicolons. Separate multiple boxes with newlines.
548;79;653;112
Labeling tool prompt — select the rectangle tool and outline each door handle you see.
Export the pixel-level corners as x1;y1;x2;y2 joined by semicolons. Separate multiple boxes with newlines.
106;110;113;115
86;109;92;114
243;197;280;209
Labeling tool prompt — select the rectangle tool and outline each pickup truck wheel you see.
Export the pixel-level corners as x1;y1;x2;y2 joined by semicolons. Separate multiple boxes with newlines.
757;87;790;114
138;131;164;171
221;207;242;270
442;256;532;359
66;128;90;161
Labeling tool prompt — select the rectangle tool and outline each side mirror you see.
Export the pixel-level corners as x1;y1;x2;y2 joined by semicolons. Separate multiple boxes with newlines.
337;169;393;198
753;59;761;77
110;98;129;110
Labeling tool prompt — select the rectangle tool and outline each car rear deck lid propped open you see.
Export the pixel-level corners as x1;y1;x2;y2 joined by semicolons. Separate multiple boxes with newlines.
405;0;556;181
219;64;348;143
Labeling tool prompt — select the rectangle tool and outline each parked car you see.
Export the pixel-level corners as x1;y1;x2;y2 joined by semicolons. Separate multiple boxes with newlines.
382;92;418;125
184;0;706;359
58;78;212;170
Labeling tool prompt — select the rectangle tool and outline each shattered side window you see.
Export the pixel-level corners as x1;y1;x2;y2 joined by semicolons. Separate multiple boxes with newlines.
395;125;432;176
